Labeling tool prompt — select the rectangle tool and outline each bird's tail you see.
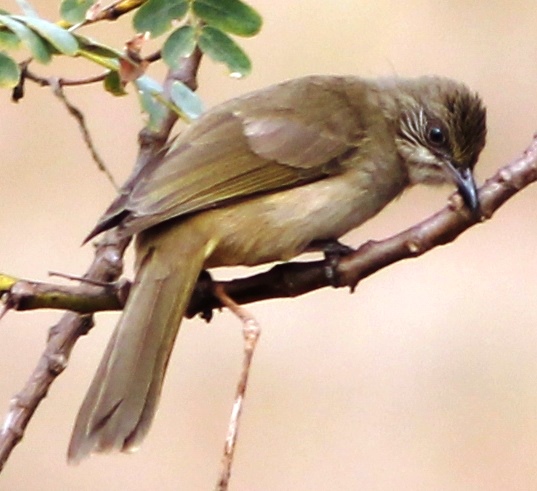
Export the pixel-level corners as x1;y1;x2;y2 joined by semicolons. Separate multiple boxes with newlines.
68;224;212;463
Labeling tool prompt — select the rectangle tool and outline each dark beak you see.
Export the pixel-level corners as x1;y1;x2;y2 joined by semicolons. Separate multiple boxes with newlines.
445;162;480;214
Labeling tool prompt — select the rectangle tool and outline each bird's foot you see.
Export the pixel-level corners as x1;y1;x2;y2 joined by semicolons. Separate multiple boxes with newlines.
190;270;215;322
307;239;355;287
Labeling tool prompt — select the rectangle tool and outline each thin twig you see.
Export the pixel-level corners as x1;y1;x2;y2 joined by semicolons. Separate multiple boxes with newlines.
24;68;107;88
85;0;146;23
49;79;120;190
213;286;261;491
144;50;161;63
48;270;114;288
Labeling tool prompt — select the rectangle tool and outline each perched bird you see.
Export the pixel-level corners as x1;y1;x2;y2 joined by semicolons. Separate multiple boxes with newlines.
68;75;487;462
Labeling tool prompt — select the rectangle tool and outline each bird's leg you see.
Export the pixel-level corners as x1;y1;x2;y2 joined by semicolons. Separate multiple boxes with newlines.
307;239;355;287
190;270;215;321
213;284;261;491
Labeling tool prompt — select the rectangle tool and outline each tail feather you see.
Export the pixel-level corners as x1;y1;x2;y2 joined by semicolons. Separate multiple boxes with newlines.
68;226;211;463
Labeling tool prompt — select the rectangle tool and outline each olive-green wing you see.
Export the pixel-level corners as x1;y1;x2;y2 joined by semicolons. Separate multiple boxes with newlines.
90;77;367;238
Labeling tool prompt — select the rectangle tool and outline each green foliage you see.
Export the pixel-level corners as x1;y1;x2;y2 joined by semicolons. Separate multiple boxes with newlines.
133;0;188;38
162;25;196;69
0;14;52;63
12;15;78;55
131;0;261;117
169;80;204;121
198;26;250;77
135;75;168;130
192;0;261;37
76;35;121;70
135;73;204;129
15;0;39;18
0;51;20;87
132;0;261;77
60;0;95;24
0;28;20;49
0;0;262;127
104;70;127;96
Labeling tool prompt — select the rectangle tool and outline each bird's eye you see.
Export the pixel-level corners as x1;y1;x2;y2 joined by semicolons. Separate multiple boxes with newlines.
427;126;446;146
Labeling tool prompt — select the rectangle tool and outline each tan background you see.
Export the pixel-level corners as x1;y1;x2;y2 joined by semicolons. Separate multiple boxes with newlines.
2;1;537;489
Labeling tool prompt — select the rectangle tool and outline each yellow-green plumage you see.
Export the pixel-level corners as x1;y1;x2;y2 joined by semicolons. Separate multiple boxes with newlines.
69;75;486;462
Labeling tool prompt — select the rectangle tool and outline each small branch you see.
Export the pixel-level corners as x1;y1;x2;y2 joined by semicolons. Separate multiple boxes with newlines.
0;230;130;472
213;286;261;491
0;47;204;473
48;270;116;287
1;276;126;314
48;79;120;190
21;67;119;190
24;68;107;88
83;0;146;24
144;50;162;63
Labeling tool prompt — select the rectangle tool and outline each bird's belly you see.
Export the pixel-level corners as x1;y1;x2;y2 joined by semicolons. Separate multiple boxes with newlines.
196;168;402;268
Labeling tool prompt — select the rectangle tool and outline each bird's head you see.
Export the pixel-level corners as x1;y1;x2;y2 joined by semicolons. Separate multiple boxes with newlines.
394;77;487;212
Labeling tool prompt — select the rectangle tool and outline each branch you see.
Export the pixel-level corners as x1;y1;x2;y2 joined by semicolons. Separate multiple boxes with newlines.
0;274;126;314
0;49;204;471
3;134;537;320
81;0;146;24
0;229;129;472
189;134;537;313
23;67;107;88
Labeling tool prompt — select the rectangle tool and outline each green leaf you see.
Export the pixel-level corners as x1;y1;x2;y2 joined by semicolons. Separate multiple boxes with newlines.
13;15;78;55
60;0;95;24
76;35;122;59
162;25;196;69
0;27;21;49
0;51;20;87
198;26;251;77
135;75;167;130
0;14;52;63
104;70;127;96
169;80;204;121
76;34;121;70
133;0;188;37
77;50;119;71
15;0;38;18
192;0;261;37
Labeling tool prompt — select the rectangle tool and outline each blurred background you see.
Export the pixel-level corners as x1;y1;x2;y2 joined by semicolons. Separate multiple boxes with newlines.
2;1;537;489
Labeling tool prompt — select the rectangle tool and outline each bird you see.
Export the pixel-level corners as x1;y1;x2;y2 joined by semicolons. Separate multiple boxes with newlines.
68;74;487;462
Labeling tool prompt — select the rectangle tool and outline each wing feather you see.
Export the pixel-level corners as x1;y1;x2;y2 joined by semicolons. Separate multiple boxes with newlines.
89;76;369;238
